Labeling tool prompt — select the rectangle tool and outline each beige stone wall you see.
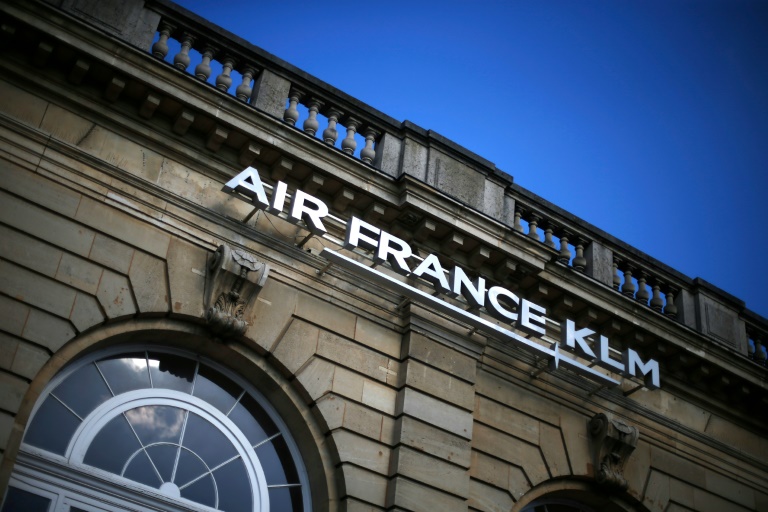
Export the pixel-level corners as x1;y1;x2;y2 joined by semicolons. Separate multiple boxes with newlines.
1;70;767;512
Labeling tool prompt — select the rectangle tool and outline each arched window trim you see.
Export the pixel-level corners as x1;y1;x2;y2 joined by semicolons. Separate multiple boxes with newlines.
13;344;312;512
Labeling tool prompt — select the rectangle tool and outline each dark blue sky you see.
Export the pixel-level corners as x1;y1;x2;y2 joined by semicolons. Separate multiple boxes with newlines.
175;0;768;317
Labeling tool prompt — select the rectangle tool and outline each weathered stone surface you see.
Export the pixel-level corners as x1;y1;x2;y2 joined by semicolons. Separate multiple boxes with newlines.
703;469;755;510
22;308;76;352
295;357;334;402
0;191;95;257
0;373;28;413
316;394;393;443
88;234;135;274
295;292;356;339
650;445;705;487
250;69;291;119
0;260;76;318
624;439;651;501
431;151;485;209
398;387;473;440
331;366;364;403
272;319;319;375
166;238;207;319
0;80;48;128
396;416;471;468
129;251;169;314
96;270;136;320
401;137;429;182
0;162;82;217
331;429;390;475
317;330;390;383
669;476;695;510
642;470;670;512
402;359;474;411
58;0;160;48
386;476;466;512
339;464;388;508
538;422;569;478
361;379;397;416
69;292;105;332
468;478;514;512
40;103;93;146
391;445;469;498
585;240;614;286
0;296;29;337
10;341;49;380
472;423;548;485
244;279;298;353
470;450;509;490
0;411;13;453
559;408;591;477
354;316;401;359
55;253;102;295
477;371;558;425
0;225;62;277
474;395;538;444
403;332;476;383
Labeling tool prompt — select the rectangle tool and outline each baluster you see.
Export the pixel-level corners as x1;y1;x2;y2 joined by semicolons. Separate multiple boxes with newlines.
650;279;664;311
663;287;678;318
342;118;360;155
360;128;378;163
748;335;756;361
303;98;323;135
235;66;255;102
558;230;572;264
215;56;235;92
612;257;622;290
152;22;174;59
620;264;636;298
513;208;524;233
635;271;650;305
527;214;541;241
284;88;304;126
322;108;342;144
543;222;556;248
572;238;587;272
173;32;195;71
195;45;215;81
756;337;767;366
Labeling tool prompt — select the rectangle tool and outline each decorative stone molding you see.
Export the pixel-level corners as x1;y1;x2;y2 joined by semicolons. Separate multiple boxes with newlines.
204;245;269;339
588;412;639;491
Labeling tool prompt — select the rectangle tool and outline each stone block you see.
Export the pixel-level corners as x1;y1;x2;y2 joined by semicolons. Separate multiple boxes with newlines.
0;296;29;336
69;292;105;332
59;0;161;48
342;498;385;512
538;422;569;478
584;240;614;286
476;371;558;425
314;394;344;433
482;178;506;223
295;357;334;402
342;398;388;442
649;445;705;487
96;270;136;320
474;395;539;444
0;162;81;218
396;416;471;468
88;234;135;274
0;333;18;371
0;412;12;451
508;465;530;500
692;488;750;512
469;450;509;490
11;341;49;380
703;469;754;509
386;476;466;512
354;316;401;359
295;292;356;339
401;137;429;182
0;80;48;128
0;373;28;413
166;238;207;319
250;69;291;119
0;260;76;318
390;445;469;498
272;319;320;375
403;332;476;383
129;251;169;315
361;380;397;416
339;464;388;508
431;151;485;209
472;423;548;485
22;308;76;352
40;103;93;146
55;253;103;295
317;331;390;383
398;387;473;440
559;408;591;477
0;191;95;257
0;225;62;277
402;359;474;411
669;476;695;510
696;292;747;351
332;366;364;403
642;470;670;512
468;478;514;512
331;429;390;475
624;439;651;501
372;132;403;179
244;279;298;353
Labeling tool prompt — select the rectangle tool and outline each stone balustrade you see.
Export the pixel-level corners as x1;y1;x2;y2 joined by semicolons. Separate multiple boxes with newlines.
141;0;766;364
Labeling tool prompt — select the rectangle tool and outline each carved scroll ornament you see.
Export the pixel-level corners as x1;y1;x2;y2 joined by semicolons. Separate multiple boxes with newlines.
204;245;269;339
588;412;639;491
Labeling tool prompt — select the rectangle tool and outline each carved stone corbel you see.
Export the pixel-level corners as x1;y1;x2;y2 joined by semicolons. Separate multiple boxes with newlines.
588;412;639;491
204;245;269;339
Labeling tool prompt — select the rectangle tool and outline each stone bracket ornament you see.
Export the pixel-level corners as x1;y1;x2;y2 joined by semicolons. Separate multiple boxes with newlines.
588;412;639;491
204;245;269;339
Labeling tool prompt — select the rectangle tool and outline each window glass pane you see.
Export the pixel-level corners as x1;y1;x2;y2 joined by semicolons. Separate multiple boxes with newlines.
97;353;149;395
174;448;209;491
268;486;303;512
123;449;162;488
84;414;141;474
229;393;278;447
53;363;111;419
257;435;298;485
1;486;51;512
148;352;195;393
180;474;216;509
146;443;180;483
212;456;251;512
23;395;81;455
125;405;185;446
182;412;237;468
193;364;241;414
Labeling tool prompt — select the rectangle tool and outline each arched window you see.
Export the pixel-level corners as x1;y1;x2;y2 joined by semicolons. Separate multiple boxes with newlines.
522;499;597;512
3;347;310;512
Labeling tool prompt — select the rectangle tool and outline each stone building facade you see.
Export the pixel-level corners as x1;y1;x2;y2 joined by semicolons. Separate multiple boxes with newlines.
0;0;766;511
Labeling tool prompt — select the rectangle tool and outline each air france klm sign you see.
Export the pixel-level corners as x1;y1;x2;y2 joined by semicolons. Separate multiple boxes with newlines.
224;167;660;390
